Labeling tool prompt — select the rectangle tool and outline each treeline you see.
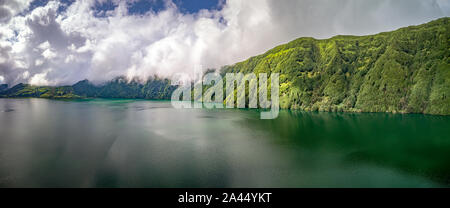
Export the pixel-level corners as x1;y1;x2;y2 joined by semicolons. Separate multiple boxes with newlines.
0;76;176;100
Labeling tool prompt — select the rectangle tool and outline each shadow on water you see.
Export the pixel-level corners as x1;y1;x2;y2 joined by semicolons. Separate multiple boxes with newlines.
238;110;450;185
1;99;449;187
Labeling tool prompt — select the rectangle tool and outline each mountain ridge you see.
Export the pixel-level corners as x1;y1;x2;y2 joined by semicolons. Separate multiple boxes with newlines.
221;17;449;115
1;17;449;115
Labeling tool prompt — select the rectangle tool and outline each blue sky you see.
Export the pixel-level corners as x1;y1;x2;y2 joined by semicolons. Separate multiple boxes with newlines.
29;0;221;15
30;0;74;11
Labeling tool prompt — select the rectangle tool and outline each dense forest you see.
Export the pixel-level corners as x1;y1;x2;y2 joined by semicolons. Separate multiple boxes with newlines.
1;17;449;115
0;76;176;100
221;17;449;115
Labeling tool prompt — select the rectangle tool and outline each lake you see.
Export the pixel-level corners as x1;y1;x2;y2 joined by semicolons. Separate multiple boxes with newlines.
0;98;449;187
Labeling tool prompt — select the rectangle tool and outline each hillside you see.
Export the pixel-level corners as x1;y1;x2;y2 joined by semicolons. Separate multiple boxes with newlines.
222;17;449;115
1;17;449;115
0;77;176;100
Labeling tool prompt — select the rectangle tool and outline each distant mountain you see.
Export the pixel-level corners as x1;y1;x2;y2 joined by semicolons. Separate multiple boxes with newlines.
0;84;7;92
1;17;449;115
0;82;81;99
72;76;176;100
0;76;176;100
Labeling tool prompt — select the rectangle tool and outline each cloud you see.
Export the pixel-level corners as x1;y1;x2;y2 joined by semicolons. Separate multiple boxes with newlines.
0;0;449;86
0;0;32;23
29;69;50;86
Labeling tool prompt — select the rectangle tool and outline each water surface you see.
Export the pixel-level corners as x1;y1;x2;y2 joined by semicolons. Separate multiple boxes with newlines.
0;98;449;187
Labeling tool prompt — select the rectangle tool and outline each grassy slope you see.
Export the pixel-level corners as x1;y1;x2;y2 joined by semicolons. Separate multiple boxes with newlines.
222;17;449;115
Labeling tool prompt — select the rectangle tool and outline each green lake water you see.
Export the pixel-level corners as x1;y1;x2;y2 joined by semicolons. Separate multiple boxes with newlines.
0;98;449;187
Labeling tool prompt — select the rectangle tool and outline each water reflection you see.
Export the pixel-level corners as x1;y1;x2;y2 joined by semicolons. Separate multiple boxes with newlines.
0;99;449;187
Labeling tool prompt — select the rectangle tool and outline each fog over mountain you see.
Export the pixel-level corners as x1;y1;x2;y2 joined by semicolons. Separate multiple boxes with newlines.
0;0;449;86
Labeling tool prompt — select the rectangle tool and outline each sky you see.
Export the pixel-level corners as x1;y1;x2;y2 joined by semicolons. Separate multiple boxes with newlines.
0;0;449;86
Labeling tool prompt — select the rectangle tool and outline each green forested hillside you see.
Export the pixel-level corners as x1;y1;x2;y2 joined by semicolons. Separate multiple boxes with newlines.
222;17;449;115
1;18;449;115
0;76;176;100
72;76;176;99
0;83;82;99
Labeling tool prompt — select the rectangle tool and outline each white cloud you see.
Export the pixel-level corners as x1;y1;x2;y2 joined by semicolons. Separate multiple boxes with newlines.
0;0;449;86
42;48;57;59
37;41;51;50
64;54;75;63
0;0;32;23
29;70;50;86
22;71;30;79
34;59;44;66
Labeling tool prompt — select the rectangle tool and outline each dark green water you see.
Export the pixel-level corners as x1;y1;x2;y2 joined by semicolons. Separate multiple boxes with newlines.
0;98;449;187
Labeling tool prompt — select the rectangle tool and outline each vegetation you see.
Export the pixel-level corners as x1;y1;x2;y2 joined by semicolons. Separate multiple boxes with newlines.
221;17;449;115
0;18;448;115
72;76;176;99
0;76;176;100
0;84;7;92
0;83;82;99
